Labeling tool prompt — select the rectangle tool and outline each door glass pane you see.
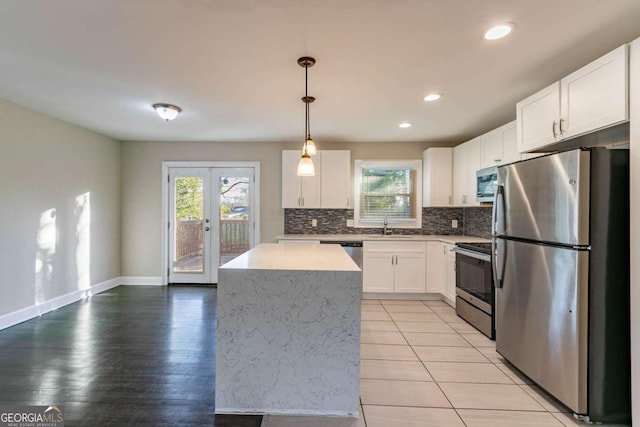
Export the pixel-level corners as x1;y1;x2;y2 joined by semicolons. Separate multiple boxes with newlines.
173;176;204;273
219;176;250;266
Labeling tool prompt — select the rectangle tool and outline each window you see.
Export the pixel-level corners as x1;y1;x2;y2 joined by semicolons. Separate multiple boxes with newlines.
354;160;422;228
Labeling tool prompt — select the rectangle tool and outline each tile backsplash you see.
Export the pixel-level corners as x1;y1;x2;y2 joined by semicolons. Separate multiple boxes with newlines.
284;207;492;238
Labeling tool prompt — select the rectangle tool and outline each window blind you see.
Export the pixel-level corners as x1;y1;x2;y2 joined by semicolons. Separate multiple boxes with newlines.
359;168;417;219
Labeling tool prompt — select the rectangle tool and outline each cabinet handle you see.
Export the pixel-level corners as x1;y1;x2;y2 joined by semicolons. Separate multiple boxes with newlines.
494;159;501;163
462;195;467;204
395;255;399;265
552;121;559;139
391;255;394;265
301;197;304;207
559;117;566;135
346;197;350;207
449;195;452;205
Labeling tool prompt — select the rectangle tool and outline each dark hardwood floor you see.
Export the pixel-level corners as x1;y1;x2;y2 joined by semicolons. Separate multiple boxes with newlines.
0;285;262;426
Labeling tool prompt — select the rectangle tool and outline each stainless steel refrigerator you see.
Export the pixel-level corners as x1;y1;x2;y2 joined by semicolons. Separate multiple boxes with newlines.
492;148;630;424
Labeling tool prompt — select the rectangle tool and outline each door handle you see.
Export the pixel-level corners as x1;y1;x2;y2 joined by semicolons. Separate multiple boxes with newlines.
205;226;210;231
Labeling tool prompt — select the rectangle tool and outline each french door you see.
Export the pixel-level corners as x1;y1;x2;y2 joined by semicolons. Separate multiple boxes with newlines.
168;166;256;284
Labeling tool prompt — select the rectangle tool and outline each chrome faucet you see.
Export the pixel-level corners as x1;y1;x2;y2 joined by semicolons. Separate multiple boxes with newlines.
383;215;391;235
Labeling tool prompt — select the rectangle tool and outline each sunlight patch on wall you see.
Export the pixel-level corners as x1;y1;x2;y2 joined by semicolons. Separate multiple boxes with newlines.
75;192;91;291
35;208;57;305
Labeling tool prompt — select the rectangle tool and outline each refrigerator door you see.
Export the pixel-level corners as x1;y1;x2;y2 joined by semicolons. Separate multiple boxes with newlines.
495;238;588;414
496;150;590;246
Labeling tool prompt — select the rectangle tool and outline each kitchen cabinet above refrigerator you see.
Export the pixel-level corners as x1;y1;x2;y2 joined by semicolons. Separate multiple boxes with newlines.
516;44;628;153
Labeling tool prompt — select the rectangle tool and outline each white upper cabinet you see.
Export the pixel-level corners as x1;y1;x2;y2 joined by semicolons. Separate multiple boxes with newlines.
480;121;520;168
453;137;481;206
423;147;453;207
320;150;351;208
281;150;322;208
282;150;350;209
516;82;561;153
466;139;481;207
560;45;628;139
453;143;468;206
517;45;628;153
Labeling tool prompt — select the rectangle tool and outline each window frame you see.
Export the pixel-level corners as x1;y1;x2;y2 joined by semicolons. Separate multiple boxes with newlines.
353;159;423;229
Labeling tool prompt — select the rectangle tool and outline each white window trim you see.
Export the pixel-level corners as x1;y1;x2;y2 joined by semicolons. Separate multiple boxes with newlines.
353;159;422;229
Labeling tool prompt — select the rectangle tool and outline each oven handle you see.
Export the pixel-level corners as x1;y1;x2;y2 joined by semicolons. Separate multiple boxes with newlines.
453;247;491;262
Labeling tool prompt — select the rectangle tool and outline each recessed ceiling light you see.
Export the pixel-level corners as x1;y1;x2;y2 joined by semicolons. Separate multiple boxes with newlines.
399;122;412;128
484;24;513;40
423;93;442;102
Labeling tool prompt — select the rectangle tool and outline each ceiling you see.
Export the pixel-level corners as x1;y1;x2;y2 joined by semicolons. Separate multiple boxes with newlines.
1;1;640;144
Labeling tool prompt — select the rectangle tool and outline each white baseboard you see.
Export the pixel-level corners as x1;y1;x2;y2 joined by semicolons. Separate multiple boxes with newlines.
0;277;121;331
119;276;164;286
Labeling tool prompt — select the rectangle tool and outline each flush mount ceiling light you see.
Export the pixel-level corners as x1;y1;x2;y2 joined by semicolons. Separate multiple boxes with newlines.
399;122;412;128
152;103;181;121
423;93;442;102
297;56;317;177
484;24;513;40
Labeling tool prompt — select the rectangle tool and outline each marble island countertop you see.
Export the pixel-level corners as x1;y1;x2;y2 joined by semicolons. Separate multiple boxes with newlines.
220;243;361;271
276;233;491;244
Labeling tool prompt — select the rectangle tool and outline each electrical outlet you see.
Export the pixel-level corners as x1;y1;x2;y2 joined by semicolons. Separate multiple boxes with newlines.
451;219;458;228
346;219;354;227
311;219;317;227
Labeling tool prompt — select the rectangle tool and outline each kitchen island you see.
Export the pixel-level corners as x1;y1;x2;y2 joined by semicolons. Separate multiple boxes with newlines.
215;243;362;417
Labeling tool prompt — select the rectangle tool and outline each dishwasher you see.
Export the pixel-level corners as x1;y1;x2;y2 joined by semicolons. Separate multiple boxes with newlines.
320;241;363;269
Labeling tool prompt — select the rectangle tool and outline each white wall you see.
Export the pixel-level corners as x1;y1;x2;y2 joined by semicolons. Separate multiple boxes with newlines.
0;98;121;318
120;139;451;276
629;37;639;425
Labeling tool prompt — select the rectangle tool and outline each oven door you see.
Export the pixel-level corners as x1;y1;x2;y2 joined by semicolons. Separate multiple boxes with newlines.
454;248;493;314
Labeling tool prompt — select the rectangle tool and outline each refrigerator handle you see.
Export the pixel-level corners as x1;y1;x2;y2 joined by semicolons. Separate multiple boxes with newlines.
492;239;506;289
492;184;505;288
492;184;505;237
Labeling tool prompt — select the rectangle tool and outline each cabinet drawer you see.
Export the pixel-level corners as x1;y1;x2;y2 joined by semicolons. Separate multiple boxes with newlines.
364;241;425;253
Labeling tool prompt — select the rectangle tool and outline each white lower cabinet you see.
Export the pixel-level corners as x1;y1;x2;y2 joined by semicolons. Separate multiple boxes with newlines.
425;242;443;293
426;241;456;306
363;241;425;293
442;243;457;307
362;251;395;292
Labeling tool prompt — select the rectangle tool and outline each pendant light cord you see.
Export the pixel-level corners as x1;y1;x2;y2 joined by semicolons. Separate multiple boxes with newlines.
303;64;308;154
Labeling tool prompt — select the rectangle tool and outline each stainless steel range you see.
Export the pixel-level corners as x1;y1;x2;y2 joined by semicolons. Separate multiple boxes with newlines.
454;242;494;339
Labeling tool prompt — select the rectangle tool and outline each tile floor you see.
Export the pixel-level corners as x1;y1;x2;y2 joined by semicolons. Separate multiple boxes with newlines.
265;298;595;427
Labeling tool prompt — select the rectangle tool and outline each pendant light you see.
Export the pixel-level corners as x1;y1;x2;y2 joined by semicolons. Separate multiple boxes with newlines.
297;56;317;176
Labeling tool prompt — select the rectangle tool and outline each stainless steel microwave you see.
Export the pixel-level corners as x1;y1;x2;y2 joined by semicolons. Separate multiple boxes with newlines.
476;166;498;202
